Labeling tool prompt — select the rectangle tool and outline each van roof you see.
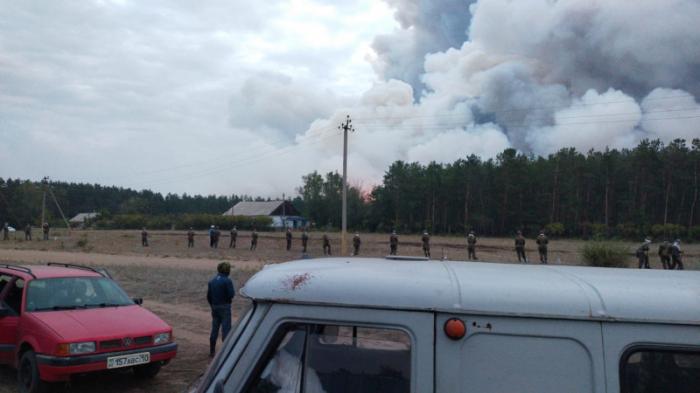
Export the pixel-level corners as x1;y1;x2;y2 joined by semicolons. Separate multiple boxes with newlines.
241;258;700;325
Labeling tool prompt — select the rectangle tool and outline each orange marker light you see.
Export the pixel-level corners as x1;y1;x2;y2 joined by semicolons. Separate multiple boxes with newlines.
444;318;466;340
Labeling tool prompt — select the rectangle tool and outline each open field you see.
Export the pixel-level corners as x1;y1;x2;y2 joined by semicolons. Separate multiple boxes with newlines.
0;230;698;392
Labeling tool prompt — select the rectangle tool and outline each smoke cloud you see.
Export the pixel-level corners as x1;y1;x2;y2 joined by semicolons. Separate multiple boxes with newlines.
293;0;700;188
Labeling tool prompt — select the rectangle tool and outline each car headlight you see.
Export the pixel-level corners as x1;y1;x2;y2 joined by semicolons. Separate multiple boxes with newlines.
69;342;96;355
153;332;170;345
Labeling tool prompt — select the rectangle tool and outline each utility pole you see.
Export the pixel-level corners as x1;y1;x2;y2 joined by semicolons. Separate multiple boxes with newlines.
41;177;48;227
338;115;354;255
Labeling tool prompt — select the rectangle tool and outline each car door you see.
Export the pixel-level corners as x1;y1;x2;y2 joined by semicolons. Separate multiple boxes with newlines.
0;274;23;365
209;303;434;393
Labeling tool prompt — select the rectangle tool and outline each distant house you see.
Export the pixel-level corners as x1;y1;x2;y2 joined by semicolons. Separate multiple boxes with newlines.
222;201;307;229
69;212;99;228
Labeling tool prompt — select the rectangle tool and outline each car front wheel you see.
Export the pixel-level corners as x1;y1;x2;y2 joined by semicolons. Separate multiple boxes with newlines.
18;350;47;393
133;362;162;378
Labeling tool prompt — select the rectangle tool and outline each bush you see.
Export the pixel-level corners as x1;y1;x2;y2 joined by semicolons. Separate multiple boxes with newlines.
581;241;630;268
650;224;684;240
544;222;565;237
688;226;700;241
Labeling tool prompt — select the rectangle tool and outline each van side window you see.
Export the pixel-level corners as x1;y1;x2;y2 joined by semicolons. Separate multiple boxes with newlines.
622;349;700;393
248;324;411;393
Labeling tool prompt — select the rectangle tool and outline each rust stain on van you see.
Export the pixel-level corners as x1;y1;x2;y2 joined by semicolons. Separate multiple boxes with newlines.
283;273;312;291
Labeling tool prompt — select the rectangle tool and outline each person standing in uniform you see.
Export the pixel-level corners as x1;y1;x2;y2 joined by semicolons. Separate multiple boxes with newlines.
213;226;221;248
421;230;431;258
322;234;331;255
658;240;671;269
467;231;477;260
187;227;195;248
636;238;651;269
389;230;398;255
229;226;238;248
301;229;309;253
670;239;684;270
352;232;361;256
250;229;258;251
42;222;50;240
536;230;549;264
207;262;235;357
24;224;32;241
285;228;293;251
515;230;527;263
141;227;149;247
209;225;216;248
2;222;8;240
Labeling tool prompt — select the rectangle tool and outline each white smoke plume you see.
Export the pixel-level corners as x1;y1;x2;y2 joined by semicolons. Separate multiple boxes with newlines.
301;0;700;166
229;0;700;195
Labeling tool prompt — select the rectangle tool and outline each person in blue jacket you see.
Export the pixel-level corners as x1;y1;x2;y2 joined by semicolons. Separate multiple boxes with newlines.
207;262;235;357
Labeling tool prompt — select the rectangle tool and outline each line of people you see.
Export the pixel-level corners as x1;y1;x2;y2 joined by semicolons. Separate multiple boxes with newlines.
636;238;684;270
2;222;51;241
139;226;690;269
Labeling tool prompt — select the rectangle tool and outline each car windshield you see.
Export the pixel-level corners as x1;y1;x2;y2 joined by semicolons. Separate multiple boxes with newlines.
26;277;134;312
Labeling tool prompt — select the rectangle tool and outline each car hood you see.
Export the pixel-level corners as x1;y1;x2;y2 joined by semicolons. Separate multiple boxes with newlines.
29;305;170;341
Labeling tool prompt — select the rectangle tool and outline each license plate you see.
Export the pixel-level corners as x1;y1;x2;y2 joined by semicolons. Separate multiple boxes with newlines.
106;352;150;369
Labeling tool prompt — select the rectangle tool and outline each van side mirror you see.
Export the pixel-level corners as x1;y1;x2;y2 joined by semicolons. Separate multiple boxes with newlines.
132;298;143;306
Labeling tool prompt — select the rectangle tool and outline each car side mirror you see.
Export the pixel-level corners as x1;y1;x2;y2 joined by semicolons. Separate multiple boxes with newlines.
132;298;143;306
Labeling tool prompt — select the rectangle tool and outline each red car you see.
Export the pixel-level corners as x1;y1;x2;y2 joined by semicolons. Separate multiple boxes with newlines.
0;263;177;393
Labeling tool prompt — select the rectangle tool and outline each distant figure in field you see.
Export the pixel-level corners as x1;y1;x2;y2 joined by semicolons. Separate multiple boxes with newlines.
301;230;309;253
658;240;671;269
636;238;651;269
536;230;548;264
322;234;331;255
421;230;431;258
209;225;216;248
670;239;684;270
250;229;258;251
141;227;149;247
2;222;8;240
42;222;50;240
286;228;293;251
389;230;398;255
229;226;237;248
515;231;527;263
24;224;32;241
187;227;195;248
352;233;361;256
467;231;477;260
214;226;221;248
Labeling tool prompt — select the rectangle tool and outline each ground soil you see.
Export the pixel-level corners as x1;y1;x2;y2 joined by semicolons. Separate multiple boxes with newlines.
0;230;697;392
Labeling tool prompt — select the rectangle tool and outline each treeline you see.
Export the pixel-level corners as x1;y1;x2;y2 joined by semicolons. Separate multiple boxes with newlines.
95;214;272;231
2;139;699;240
298;139;700;240
0;179;268;227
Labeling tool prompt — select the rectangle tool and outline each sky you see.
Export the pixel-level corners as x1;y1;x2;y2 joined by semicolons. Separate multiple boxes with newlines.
1;0;699;198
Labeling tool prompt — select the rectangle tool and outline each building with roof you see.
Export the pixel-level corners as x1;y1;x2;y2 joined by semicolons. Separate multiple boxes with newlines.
222;200;307;229
68;212;99;228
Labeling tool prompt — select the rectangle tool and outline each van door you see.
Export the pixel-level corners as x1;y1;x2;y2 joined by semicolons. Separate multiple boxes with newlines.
435;313;606;393
211;304;433;393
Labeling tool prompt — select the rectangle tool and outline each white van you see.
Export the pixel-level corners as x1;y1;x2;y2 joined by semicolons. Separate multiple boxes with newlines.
194;258;700;393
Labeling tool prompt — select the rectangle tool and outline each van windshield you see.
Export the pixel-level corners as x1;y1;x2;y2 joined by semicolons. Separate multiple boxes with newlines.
26;277;134;312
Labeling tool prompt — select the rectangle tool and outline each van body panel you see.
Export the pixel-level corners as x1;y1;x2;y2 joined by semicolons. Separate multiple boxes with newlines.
241;259;700;325
436;314;606;393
